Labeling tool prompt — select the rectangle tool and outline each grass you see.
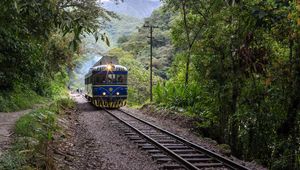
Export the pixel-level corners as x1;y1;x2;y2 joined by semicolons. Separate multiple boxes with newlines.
0;71;69;113
0;98;75;170
0;86;46;112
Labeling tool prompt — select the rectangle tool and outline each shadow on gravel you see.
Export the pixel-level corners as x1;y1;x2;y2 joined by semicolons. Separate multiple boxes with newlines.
75;96;118;112
76;102;97;112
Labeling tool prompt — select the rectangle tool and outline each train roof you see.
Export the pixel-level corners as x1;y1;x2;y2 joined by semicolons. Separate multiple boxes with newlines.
93;65;127;72
85;64;128;78
93;55;119;67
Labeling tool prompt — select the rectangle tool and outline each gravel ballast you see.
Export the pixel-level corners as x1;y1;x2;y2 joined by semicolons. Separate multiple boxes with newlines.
52;93;265;169
53;94;159;170
122;105;267;170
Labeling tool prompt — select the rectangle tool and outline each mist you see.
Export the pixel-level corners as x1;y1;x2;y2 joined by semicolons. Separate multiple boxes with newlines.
69;0;161;89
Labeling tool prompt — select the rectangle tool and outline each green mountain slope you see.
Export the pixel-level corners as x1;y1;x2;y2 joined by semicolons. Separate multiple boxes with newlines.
118;7;175;79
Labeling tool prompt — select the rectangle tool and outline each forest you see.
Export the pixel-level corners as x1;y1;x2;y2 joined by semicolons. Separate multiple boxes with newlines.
0;0;116;169
117;0;300;169
0;0;299;169
0;0;115;111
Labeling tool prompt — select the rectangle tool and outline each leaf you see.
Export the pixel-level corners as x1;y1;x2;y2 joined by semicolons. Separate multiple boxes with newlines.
14;1;20;13
19;149;34;154
69;40;77;51
105;36;110;47
94;33;99;42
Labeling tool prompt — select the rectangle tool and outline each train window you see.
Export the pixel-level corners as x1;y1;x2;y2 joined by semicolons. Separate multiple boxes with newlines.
116;75;127;84
93;74;106;84
91;73;127;84
107;74;116;83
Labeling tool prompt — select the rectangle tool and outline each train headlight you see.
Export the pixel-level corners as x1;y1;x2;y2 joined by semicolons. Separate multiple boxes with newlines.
116;92;120;96
107;64;112;71
102;92;106;96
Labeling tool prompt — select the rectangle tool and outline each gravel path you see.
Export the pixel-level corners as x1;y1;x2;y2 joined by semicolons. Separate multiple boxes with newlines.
0;109;31;156
53;94;159;170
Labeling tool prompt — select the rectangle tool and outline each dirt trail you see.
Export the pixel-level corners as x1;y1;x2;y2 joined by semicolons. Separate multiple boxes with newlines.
0;109;31;156
53;93;159;170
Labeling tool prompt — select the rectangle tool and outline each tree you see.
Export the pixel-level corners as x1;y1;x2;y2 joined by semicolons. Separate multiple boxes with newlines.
163;0;209;86
0;0;115;94
160;0;300;168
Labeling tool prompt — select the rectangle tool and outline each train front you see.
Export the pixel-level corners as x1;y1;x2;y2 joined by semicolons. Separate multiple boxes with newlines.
86;64;128;108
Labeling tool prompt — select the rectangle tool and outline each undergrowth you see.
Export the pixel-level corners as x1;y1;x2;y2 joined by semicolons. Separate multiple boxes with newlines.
0;71;69;113
0;98;75;170
153;82;215;117
0;85;46;112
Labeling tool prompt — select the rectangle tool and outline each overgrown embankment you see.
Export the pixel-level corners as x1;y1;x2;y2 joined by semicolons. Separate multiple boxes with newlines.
0;87;44;112
0;73;69;112
0;98;75;170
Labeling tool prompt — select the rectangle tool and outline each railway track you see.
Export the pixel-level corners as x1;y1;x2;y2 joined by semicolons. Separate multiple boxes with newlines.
104;109;250;170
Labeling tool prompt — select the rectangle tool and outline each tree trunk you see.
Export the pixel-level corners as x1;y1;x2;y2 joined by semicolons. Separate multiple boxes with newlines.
218;52;228;143
229;36;240;156
287;41;300;169
185;51;191;86
277;40;300;169
181;0;191;86
230;80;240;155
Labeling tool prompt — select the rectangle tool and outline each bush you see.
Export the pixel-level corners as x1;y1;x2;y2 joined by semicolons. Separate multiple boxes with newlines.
0;151;27;170
0;85;45;112
154;81;210;113
15;109;57;141
49;98;75;114
154;81;219;137
0;97;75;169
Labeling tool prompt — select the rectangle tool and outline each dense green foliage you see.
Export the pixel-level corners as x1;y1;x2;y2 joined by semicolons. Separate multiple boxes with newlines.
0;86;45;112
152;0;300;169
107;14;143;46
0;0;113;111
118;8;175;79
154;82;211;116
0;98;75;169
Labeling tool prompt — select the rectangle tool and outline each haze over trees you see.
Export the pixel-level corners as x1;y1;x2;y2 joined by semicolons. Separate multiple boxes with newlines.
102;0;161;19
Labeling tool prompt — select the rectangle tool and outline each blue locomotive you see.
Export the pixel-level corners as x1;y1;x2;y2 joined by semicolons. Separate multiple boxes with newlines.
84;59;128;108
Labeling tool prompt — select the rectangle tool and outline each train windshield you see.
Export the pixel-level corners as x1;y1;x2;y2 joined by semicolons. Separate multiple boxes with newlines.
93;73;127;85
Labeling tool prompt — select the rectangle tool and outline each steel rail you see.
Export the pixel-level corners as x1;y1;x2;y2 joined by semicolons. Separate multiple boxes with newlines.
104;109;200;170
118;109;251;170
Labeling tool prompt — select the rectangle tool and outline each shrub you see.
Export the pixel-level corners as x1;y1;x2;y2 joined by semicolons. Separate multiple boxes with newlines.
154;81;208;113
0;85;45;112
0;97;74;169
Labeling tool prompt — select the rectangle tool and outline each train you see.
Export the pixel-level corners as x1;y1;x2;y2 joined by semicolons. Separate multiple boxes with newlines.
84;56;128;108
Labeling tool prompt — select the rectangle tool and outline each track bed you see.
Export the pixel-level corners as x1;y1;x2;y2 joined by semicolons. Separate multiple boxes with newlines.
105;109;250;170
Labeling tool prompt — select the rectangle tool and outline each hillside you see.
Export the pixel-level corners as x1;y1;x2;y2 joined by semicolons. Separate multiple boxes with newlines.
71;1;163;88
118;7;175;79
